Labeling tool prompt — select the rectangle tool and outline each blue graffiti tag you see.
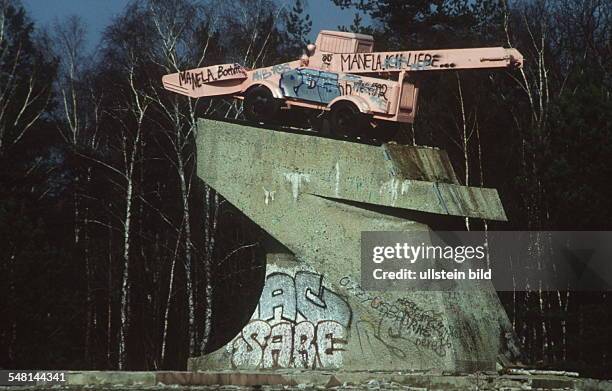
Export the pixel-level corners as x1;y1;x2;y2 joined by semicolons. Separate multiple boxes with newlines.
279;68;342;104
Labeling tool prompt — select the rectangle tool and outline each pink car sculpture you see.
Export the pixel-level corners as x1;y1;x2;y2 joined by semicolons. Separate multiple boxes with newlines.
162;30;523;136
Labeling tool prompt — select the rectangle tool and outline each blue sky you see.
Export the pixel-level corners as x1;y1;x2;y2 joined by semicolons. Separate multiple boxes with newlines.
22;0;368;52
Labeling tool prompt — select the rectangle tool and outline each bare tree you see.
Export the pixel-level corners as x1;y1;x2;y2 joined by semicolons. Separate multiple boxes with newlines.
455;73;476;230
51;15;98;364
212;0;288;118
83;49;151;369
0;0;53;157
118;58;150;369
145;0;216;358
53;15;88;145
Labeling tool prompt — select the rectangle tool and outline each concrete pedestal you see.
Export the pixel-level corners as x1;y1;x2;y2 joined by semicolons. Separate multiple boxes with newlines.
191;119;516;372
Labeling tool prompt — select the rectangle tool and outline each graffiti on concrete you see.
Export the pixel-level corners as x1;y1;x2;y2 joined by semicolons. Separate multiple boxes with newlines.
339;276;452;358
259;272;352;327
262;187;276;205
230;271;352;369
283;172;311;201
231;319;347;369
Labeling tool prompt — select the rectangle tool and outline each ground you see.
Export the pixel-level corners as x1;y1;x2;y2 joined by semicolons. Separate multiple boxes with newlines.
2;370;612;391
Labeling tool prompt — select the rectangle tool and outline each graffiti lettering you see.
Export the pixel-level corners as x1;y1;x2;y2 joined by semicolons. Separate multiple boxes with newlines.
217;63;245;79
231;319;347;369
339;276;451;358
179;63;244;90
229;271;351;369
252;62;292;81
280;69;392;108
179;69;216;89
280;69;341;104
259;271;351;327
351;80;388;99
340;52;441;72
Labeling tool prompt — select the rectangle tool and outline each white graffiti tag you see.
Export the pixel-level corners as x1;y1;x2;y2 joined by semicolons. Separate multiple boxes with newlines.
230;271;351;369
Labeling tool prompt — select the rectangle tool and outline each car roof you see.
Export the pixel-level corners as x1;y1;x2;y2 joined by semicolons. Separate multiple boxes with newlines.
318;30;374;42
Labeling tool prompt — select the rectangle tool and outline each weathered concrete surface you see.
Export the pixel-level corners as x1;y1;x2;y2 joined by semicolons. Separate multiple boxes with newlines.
198;121;506;220
7;370;612;390
192;119;514;372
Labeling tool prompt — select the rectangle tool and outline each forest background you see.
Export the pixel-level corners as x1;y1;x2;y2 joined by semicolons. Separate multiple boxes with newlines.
0;0;610;378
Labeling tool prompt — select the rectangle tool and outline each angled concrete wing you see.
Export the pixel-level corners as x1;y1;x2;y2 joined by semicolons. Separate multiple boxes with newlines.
199;120;506;221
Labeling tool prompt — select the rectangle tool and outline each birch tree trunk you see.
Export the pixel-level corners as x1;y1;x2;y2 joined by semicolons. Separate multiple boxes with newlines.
52;16;96;364
148;0;212;356
201;187;219;354
117;61;148;369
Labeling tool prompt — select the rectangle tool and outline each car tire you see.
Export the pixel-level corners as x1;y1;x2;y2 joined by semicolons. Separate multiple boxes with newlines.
329;102;368;138
243;86;280;123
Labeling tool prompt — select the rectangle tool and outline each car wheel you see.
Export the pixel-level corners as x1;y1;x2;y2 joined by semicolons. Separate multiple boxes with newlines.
329;102;367;138
243;86;280;123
